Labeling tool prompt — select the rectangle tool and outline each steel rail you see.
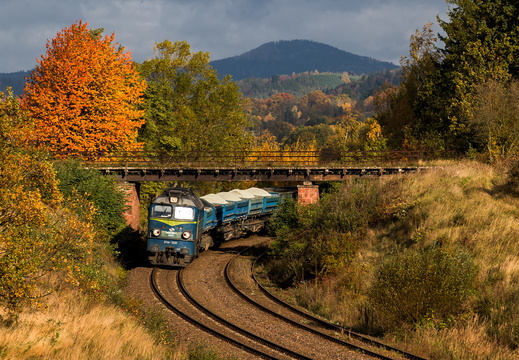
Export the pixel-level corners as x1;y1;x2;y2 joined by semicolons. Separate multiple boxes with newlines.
225;249;413;360
150;267;281;360
175;267;314;360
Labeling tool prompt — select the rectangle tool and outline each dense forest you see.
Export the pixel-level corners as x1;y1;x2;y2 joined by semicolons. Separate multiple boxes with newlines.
2;0;519;358
209;39;398;80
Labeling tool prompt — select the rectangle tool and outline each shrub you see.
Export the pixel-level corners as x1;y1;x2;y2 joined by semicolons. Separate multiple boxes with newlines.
477;263;519;350
369;246;477;331
267;181;383;287
53;159;128;238
267;197;300;246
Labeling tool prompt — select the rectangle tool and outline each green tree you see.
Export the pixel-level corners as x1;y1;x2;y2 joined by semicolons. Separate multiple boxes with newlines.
138;40;251;153
53;160;128;238
416;0;519;152
376;23;444;150
379;2;519;153
283;124;335;149
437;0;519;147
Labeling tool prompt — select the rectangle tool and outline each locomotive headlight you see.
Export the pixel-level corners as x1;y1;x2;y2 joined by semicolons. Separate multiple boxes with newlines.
181;231;192;239
179;247;189;255
151;229;161;237
150;245;160;253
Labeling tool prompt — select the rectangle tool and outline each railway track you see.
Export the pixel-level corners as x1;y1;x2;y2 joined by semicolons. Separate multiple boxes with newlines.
225;248;427;360
148;237;427;359
151;266;312;359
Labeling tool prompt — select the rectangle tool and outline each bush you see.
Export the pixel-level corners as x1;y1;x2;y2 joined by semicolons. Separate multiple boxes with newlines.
267;181;382;287
369;246;477;331
267;197;300;244
267;178;404;288
53;159;128;238
477;264;519;350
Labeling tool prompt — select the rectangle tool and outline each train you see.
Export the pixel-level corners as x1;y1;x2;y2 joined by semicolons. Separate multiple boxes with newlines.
146;187;285;267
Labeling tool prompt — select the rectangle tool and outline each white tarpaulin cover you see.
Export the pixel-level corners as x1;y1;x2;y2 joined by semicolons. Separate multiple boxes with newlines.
200;194;228;204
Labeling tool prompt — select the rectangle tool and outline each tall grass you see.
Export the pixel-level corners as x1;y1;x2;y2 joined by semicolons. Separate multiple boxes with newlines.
0;290;176;359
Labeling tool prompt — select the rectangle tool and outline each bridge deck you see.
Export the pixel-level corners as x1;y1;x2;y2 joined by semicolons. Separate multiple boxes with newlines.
96;166;425;182
67;150;433;182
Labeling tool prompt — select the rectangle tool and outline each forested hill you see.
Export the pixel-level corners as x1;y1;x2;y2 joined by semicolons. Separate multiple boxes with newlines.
0;71;29;95
210;40;399;80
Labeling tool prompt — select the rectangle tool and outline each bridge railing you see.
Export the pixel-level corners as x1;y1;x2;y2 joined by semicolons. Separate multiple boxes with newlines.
53;150;441;168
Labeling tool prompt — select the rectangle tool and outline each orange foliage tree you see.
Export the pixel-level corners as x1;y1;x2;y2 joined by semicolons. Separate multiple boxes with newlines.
21;21;146;154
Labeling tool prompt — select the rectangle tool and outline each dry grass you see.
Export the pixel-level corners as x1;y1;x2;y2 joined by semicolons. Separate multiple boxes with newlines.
0;290;177;360
395;316;519;360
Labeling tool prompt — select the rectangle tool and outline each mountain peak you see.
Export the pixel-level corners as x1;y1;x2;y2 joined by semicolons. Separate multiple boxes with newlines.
210;39;398;80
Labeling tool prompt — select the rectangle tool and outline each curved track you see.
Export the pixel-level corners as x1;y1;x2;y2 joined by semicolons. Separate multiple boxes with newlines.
225;248;427;360
151;266;312;359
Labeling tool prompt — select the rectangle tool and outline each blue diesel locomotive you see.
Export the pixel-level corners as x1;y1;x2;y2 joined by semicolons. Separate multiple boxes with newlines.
147;187;281;267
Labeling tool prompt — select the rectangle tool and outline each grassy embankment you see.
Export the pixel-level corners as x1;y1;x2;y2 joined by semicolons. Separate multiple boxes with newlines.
268;160;519;359
0;269;228;360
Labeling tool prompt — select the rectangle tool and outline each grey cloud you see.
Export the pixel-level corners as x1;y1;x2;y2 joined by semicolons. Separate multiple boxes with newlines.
0;0;449;72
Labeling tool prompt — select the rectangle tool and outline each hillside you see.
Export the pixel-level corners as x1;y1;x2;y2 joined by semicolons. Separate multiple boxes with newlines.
0;40;398;96
266;161;519;359
210;39;398;80
237;69;400;99
0;71;28;95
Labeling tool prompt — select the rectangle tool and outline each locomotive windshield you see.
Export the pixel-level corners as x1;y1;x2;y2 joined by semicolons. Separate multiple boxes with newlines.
174;206;195;220
152;205;172;218
151;204;195;221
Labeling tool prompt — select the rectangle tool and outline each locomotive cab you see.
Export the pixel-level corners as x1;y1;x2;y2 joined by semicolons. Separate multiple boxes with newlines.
147;188;205;267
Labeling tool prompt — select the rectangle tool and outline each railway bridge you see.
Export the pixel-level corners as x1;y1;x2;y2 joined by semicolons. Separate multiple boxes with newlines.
82;150;429;181
70;150;432;229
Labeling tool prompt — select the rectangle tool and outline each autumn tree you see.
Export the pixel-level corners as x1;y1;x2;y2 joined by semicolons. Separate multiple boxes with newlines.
264;92;299;125
299;91;339;125
0;90;70;314
21;21;146;154
138;40;251;153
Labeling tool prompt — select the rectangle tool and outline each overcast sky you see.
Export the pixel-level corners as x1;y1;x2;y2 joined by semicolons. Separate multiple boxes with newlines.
1;0;450;73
